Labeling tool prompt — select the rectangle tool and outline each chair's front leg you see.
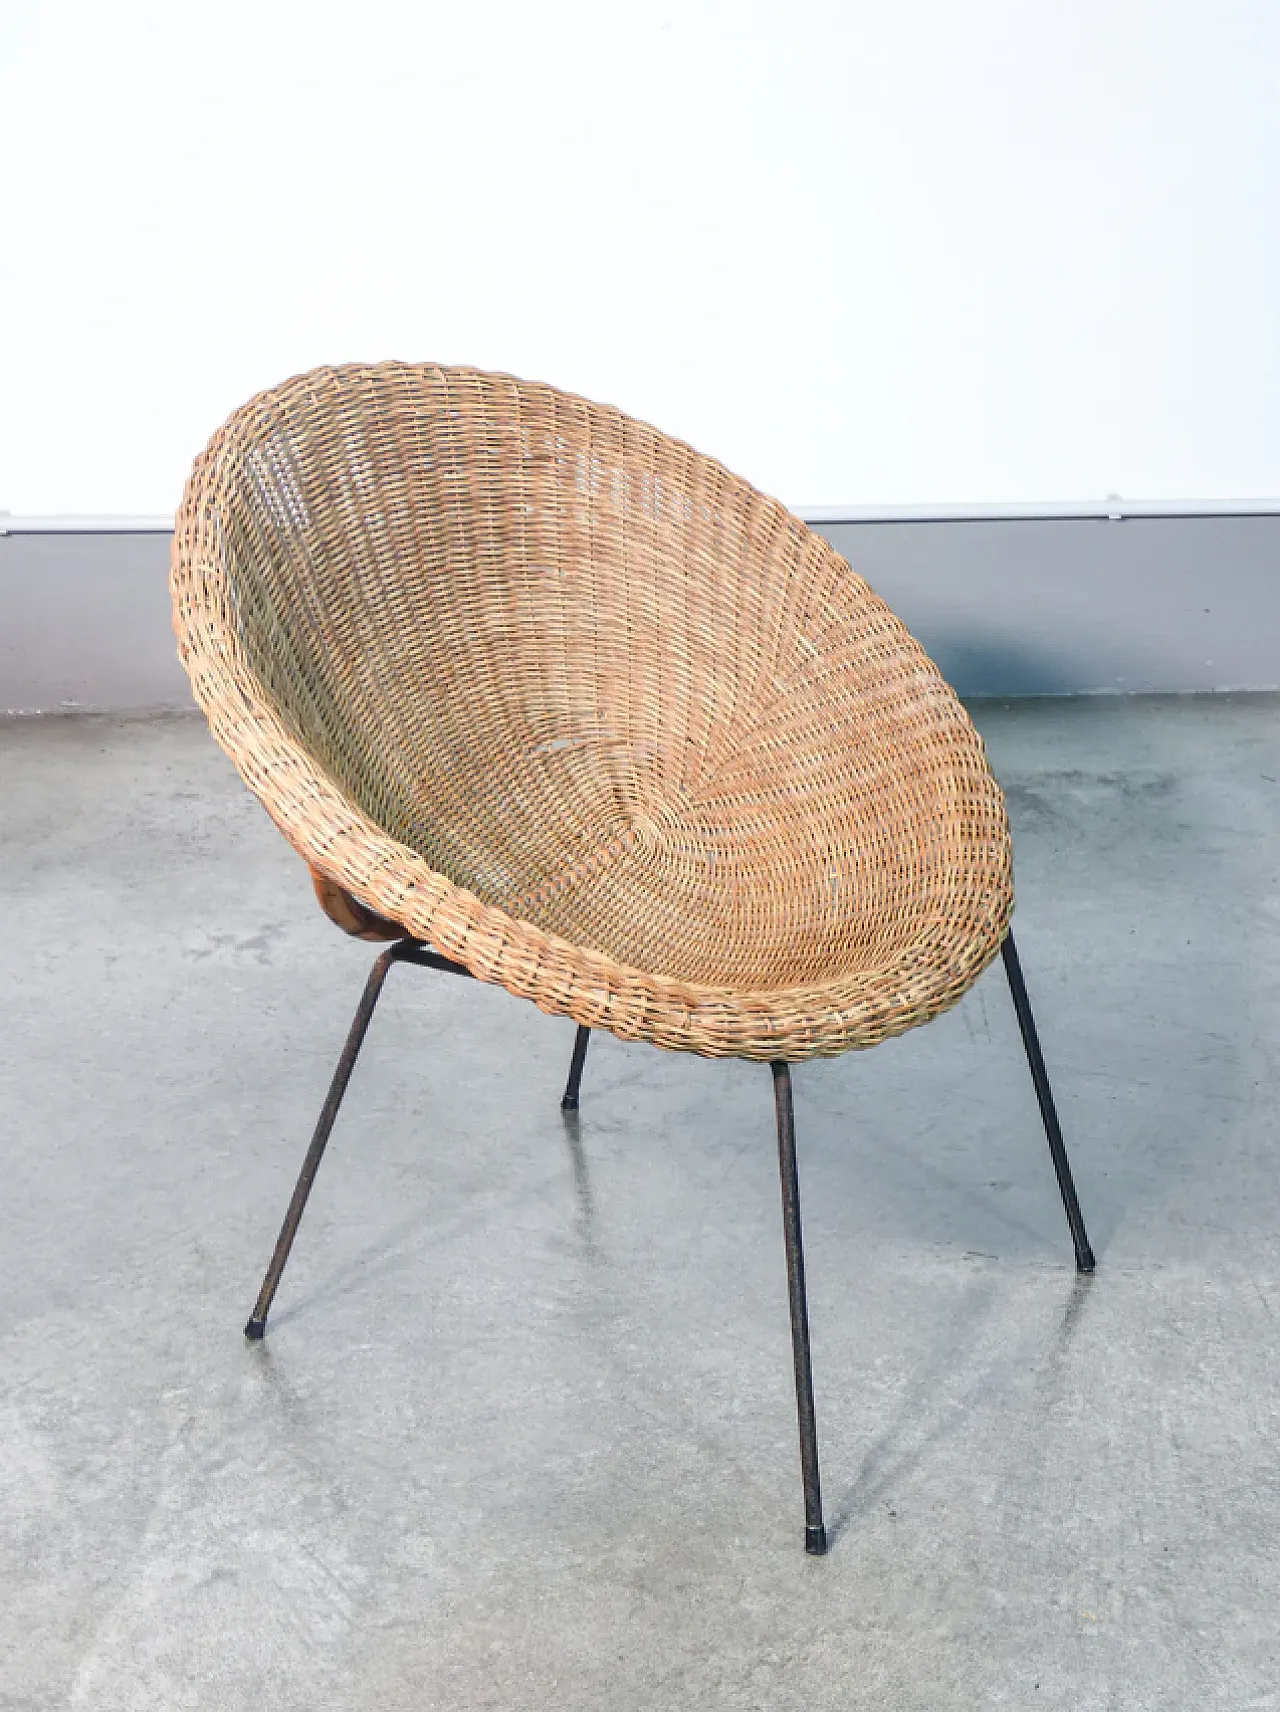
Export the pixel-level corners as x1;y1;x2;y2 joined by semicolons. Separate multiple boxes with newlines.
1000;930;1096;1273
244;942;407;1339
771;1061;828;1555
561;1025;591;1110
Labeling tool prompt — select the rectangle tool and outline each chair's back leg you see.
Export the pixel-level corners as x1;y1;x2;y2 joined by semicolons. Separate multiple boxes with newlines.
245;944;402;1339
561;1025;591;1110
771;1061;828;1555
1000;930;1096;1273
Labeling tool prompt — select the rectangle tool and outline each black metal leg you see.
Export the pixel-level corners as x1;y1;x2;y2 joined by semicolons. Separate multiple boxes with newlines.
1001;930;1096;1274
244;944;402;1339
771;1061;828;1556
561;1025;591;1111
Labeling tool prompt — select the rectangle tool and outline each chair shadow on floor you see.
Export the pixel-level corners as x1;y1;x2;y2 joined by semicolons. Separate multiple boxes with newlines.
824;1270;1096;1549
558;1109;597;1253
246;1072;602;1336
258;1210;437;1333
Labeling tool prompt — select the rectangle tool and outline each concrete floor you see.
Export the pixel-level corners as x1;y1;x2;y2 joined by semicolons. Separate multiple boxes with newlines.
2;696;1279;1710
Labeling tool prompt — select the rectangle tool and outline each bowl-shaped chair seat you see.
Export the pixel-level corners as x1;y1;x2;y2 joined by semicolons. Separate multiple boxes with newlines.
171;363;1012;1060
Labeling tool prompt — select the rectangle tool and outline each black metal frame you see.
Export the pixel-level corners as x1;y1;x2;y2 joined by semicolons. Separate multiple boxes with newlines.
243;926;1093;1554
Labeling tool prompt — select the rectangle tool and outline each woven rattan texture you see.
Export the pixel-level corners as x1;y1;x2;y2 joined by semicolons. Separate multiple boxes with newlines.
171;363;1013;1060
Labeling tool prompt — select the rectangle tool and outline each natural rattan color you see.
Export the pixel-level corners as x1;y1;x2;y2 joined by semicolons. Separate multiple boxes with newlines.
171;363;1013;1060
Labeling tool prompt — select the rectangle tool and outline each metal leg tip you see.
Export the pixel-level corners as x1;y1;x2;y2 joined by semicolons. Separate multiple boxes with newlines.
244;1317;266;1341
805;1524;828;1556
1076;1248;1097;1275
560;1094;579;1112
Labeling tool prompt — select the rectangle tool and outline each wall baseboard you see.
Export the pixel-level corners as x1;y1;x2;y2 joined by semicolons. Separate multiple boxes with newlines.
3;516;1278;714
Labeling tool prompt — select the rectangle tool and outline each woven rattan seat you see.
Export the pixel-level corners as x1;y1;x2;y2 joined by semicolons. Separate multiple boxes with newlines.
172;362;1013;1061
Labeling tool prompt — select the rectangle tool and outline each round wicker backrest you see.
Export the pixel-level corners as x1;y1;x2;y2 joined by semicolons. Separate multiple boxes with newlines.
172;363;1010;1050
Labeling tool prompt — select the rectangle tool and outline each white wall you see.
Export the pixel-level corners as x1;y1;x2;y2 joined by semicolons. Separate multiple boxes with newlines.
3;0;1278;516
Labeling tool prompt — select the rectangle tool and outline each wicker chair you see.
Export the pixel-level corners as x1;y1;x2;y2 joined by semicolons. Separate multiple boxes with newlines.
171;363;1093;1555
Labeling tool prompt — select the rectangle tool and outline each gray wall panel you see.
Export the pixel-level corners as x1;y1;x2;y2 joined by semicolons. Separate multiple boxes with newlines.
2;534;190;714
3;518;1278;713
816;516;1280;697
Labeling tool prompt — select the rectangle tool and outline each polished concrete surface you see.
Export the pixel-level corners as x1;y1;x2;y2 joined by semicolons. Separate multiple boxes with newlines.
2;697;1279;1709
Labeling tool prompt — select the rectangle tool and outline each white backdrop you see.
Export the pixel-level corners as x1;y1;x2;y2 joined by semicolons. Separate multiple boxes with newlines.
2;0;1278;517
